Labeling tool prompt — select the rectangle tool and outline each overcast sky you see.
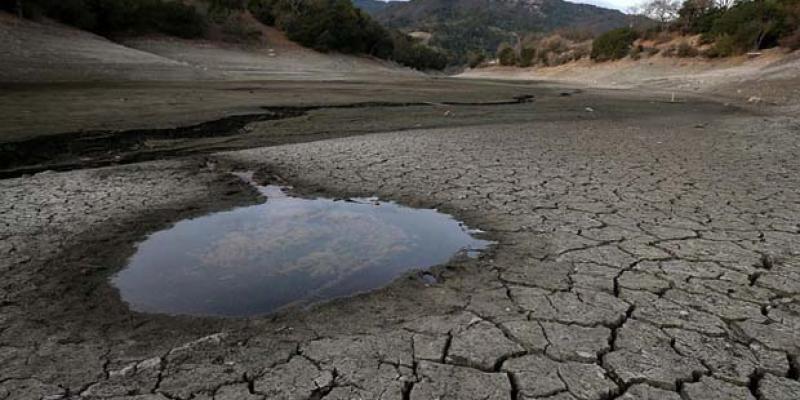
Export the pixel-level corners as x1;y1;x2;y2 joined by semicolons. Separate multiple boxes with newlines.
571;0;641;11
379;0;641;12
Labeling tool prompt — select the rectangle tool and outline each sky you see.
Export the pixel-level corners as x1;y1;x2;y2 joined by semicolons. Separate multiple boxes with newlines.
570;0;641;11
378;0;641;12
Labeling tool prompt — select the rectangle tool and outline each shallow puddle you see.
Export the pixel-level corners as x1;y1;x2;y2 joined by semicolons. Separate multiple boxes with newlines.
112;178;492;317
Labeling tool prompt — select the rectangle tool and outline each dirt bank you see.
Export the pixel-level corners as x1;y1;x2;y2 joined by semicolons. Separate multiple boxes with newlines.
0;12;414;83
460;49;800;107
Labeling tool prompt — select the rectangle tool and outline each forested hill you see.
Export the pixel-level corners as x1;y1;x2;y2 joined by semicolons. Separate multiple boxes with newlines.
365;0;643;62
352;0;395;13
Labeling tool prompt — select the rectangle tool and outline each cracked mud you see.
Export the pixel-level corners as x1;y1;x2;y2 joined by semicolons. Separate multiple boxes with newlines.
1;88;799;400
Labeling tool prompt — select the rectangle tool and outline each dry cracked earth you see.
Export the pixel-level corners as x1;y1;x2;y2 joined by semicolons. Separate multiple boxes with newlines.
1;93;800;400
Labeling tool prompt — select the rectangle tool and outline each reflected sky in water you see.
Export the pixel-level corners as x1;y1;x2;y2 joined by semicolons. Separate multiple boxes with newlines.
112;183;491;317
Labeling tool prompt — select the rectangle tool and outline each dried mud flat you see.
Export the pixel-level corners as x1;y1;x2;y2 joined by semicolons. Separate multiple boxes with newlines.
1;82;800;400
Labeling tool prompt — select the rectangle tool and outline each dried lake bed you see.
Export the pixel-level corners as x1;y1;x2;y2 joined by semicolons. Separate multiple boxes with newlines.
1;79;799;399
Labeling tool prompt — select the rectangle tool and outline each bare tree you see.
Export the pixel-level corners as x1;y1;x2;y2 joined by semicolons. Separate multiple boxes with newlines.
639;0;681;23
714;0;735;9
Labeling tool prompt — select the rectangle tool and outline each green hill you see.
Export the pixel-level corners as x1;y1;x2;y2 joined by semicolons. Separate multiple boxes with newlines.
371;0;645;62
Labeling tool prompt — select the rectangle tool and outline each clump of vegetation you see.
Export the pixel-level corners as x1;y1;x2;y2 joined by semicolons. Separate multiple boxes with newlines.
391;32;449;70
629;44;644;59
709;0;788;52
604;0;800;60
497;46;517;66
672;0;800;55
248;0;394;57
591;27;638;61
248;0;448;70
704;33;737;57
779;28;800;50
675;40;700;56
466;50;487;68
5;0;449;70
518;47;536;67
492;34;590;68
220;13;262;42
11;0;208;38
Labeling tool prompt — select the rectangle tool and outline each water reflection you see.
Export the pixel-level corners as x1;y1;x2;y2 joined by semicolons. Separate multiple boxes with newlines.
112;181;491;316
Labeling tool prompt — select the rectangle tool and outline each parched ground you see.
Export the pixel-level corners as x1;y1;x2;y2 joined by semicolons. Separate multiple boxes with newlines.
2;10;800;399
2;91;799;399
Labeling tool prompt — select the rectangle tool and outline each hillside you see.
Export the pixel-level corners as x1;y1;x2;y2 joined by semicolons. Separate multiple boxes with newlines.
0;11;417;82
372;0;645;61
352;0;394;13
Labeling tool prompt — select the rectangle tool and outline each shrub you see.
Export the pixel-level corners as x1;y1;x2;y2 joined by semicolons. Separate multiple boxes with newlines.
675;41;699;57
554;27;594;42
249;0;394;57
518;47;536;67
391;33;448;70
145;1;208;38
248;0;277;25
497;46;517;66
540;35;569;54
645;46;660;56
591;27;638;61
466;51;486;68
629;44;644;60
220;14;262;42
571;43;592;60
779;28;800;50
706;34;737;58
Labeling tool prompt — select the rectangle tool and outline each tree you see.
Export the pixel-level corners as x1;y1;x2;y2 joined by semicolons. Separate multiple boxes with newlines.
591;27;638;61
518;47;536;67
712;0;788;51
497;45;517;66
677;0;722;33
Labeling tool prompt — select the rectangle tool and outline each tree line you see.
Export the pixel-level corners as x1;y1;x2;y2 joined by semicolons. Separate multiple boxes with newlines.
593;0;800;61
491;0;800;66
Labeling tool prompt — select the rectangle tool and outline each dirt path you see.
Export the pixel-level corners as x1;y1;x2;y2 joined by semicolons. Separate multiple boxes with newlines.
2;87;799;399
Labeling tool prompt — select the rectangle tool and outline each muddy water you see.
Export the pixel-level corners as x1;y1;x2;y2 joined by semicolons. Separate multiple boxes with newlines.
112;184;491;317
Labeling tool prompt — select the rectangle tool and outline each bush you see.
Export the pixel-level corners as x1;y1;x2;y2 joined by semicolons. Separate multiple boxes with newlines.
391;33;448;70
706;34;737;58
629;44;644;60
466;51;486;68
779;28;800;50
248;0;276;26
591;27;638;61
711;0;788;53
645;46;660;56
518;47;536;67
497;46;517;66
675;41;699;57
249;0;394;57
220;14;261;42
